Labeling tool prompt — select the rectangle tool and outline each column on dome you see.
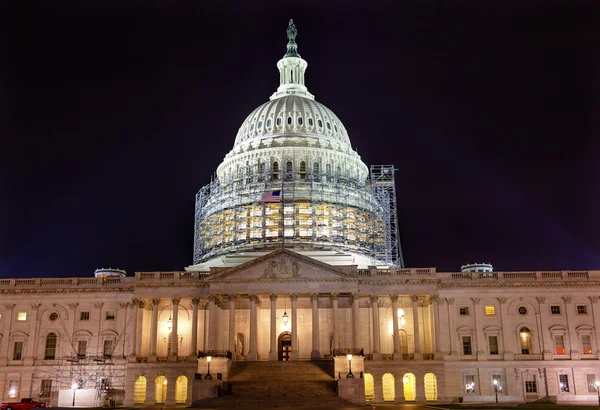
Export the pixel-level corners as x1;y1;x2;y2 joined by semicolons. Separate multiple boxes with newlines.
149;298;159;359
170;298;180;358
228;295;236;358
391;295;401;360
370;296;381;360
247;295;258;361
352;293;360;349
311;293;320;360
411;295;422;359
290;293;299;360
269;294;278;361
190;298;200;358
331;293;339;351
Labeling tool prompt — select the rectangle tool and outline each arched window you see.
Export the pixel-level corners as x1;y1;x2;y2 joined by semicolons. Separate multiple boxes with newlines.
424;373;438;401
45;333;57;360
403;373;416;401
266;119;272;127
272;162;279;180
520;327;533;354
364;373;375;403
155;376;167;404
382;373;395;402
175;376;188;404
318;119;323;128
325;163;331;182
287;116;292;125
313;162;320;182
285;161;293;181
276;117;282;126
133;376;147;404
297;117;303;125
308;118;314;127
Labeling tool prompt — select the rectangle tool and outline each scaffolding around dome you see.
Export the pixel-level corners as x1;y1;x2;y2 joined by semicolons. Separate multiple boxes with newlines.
193;164;403;268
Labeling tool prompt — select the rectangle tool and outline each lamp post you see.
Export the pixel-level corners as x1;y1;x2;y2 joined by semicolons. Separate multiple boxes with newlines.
493;379;498;403
204;356;213;380
346;354;354;378
595;380;600;406
71;383;78;407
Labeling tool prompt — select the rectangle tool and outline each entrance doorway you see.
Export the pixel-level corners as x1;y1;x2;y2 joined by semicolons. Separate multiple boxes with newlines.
278;332;292;361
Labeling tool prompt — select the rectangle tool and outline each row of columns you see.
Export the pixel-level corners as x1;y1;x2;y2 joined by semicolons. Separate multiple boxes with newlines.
130;294;436;360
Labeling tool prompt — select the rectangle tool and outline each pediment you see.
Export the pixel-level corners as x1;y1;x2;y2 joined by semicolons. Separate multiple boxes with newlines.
206;249;358;283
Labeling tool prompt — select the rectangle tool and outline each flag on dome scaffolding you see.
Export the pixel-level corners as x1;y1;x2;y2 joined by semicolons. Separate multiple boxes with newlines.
260;189;281;203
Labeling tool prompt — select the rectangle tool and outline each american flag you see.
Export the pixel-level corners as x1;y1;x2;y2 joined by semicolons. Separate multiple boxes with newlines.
260;189;281;203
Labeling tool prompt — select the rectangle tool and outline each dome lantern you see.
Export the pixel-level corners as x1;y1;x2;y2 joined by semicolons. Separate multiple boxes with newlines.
271;19;314;101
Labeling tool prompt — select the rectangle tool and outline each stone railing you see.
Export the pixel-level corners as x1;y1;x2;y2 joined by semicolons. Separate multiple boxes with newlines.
439;270;596;282
356;268;436;277
197;350;232;359
423;353;436;360
333;348;364;357
514;354;543;360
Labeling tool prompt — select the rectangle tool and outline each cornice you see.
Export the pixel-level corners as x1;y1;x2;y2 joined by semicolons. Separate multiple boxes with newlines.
0;287;134;295
209;277;356;284
438;282;600;289
133;283;209;289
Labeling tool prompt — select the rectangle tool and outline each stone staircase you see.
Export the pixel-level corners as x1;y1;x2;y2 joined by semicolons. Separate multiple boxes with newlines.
192;360;360;408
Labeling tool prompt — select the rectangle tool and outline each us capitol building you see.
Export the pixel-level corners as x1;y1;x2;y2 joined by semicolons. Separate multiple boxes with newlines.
3;21;599;407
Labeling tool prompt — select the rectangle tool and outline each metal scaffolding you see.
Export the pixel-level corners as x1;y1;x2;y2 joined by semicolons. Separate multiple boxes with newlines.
193;163;403;267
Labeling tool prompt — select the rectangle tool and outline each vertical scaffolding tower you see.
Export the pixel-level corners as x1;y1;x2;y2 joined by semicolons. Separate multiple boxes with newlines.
370;165;404;267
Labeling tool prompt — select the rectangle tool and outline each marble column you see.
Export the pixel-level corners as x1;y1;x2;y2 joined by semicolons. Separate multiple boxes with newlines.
311;293;320;360
269;294;278;361
394;376;406;403
411;295;422;359
445;298;456;355
370;296;381;360
352;293;360;350
149;298;159;358
391;295;401;359
23;304;41;365
228;295;236;358
497;297;510;359
563;296;579;359
588;296;600;355
170;298;180;358
432;295;442;356
415;371;426;402
373;373;384;403
247;294;258;361
190;298;200;359
291;293;299;360
331;293;339;352
207;296;218;350
472;297;485;359
536;296;551;359
128;299;140;360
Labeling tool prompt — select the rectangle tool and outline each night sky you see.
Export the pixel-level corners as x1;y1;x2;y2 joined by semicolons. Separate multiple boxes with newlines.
2;1;598;278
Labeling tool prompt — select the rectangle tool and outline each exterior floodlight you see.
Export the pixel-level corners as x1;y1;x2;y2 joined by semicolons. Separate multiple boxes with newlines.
346;354;354;378
204;356;213;380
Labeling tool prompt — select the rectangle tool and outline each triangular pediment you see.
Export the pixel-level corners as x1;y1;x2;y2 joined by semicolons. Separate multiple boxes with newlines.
206;249;358;282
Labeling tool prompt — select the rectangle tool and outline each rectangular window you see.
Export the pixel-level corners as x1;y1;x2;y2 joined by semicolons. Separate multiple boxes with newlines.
554;335;565;354
559;374;569;392
465;375;475;393
459;307;469;316
77;340;87;359
492;375;502;392
525;377;537;393
17;312;27;321
40;380;52;398
12;342;23;360
489;336;499;355
462;336;472;355
8;380;18;398
582;335;593;354
587;374;597;393
577;305;588;315
105;311;116;320
80;311;90;321
550;305;561;315
103;340;114;358
485;306;495;315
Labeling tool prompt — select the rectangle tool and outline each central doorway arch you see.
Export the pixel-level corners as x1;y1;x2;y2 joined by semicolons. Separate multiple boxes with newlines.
278;332;292;361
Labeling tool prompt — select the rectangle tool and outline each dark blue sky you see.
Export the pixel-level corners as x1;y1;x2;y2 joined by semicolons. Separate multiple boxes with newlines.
2;1;598;277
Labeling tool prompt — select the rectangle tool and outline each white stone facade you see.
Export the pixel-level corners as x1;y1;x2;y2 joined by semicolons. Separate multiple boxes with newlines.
0;253;598;405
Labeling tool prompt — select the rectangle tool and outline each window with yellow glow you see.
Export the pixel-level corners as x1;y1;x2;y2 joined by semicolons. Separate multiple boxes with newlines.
17;312;27;321
485;306;495;316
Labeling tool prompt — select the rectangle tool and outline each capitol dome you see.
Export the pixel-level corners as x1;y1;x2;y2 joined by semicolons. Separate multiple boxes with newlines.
189;20;402;271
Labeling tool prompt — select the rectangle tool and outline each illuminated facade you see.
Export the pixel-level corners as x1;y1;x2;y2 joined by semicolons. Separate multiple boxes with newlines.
1;20;598;408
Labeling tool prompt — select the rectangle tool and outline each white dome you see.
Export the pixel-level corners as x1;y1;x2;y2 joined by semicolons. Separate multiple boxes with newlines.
233;95;352;150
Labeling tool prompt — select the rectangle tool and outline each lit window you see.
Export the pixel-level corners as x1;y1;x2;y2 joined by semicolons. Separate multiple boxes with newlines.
550;305;561;315
17;312;27;321
459;307;469;316
518;306;527;315
80;311;90;321
465;375;475;393
586;374;597;393
105;311;116;320
577;305;588;315
8;380;18;398
559;374;569;392
582;335;592;354
554;335;565;354
485;306;495;315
